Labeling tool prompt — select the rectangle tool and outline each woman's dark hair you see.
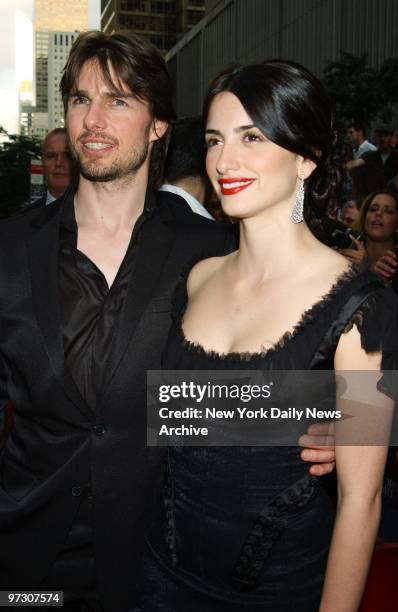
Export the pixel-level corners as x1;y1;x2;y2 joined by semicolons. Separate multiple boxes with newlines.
203;60;343;220
60;30;176;185
349;162;386;206
355;190;398;236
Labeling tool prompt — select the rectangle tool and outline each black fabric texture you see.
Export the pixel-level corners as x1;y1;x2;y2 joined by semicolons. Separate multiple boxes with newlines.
140;264;398;612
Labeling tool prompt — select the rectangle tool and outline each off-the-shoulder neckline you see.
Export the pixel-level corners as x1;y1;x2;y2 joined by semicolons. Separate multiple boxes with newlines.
176;264;373;363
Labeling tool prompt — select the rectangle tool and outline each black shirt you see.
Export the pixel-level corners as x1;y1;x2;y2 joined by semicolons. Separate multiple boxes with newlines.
59;188;156;409
52;187;157;592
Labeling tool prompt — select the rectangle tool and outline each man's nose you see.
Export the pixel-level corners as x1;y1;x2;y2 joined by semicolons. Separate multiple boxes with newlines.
55;153;66;167
83;101;107;131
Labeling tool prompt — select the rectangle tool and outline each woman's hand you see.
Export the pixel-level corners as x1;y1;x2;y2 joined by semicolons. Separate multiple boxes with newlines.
372;249;397;284
339;237;366;263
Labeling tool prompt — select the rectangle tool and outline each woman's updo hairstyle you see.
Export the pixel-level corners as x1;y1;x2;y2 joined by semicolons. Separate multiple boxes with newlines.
203;60;343;221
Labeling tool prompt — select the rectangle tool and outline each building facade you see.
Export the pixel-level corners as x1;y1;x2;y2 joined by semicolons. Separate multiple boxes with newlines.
166;0;398;117
48;32;80;129
21;108;49;141
101;0;205;53
30;0;88;135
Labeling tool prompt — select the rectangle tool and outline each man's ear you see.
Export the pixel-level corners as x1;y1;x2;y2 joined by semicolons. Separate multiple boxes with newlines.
149;119;169;143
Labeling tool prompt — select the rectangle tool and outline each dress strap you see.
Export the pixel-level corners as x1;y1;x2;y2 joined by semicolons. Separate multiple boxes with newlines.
309;279;382;369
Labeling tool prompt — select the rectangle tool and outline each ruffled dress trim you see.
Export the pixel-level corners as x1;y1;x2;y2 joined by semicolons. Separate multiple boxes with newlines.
171;263;384;363
230;474;319;591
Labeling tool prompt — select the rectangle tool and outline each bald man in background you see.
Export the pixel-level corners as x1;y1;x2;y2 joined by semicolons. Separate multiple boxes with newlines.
34;127;76;207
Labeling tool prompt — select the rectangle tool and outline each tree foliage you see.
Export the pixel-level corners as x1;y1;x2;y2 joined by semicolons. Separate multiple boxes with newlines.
0;128;42;218
322;52;398;127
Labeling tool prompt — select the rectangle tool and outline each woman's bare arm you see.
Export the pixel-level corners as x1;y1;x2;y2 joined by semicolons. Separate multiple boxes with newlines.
319;326;393;612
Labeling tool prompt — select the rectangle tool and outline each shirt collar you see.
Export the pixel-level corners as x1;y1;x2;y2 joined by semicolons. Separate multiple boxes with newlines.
46;190;57;205
158;183;214;220
60;180;159;237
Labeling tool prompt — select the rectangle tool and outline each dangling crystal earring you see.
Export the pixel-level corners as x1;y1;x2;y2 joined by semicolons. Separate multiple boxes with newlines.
290;175;305;223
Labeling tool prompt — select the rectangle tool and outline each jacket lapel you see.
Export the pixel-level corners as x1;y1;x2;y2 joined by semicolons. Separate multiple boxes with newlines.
26;198;92;420
100;199;176;396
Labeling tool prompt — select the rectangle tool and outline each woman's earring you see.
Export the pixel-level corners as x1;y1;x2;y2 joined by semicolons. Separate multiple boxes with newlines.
290;175;305;223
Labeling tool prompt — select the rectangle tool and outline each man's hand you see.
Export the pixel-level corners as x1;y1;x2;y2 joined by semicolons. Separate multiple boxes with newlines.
373;249;397;284
299;422;336;476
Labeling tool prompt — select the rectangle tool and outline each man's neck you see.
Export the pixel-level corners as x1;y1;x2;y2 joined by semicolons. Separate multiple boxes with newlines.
74;171;149;230
48;188;65;200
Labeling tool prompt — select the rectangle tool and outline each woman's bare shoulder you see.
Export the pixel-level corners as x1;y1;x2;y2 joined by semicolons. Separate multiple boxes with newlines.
314;242;352;282
187;253;232;297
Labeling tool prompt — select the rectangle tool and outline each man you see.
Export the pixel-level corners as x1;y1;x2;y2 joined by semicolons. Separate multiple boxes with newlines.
362;124;398;183
346;121;376;160
34;127;76;206
340;200;360;227
0;31;334;611
159;116;214;219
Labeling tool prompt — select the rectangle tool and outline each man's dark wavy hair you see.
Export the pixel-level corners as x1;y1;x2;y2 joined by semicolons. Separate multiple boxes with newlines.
60;30;176;185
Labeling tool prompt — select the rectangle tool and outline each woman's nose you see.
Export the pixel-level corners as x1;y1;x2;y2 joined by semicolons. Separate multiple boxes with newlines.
215;144;240;175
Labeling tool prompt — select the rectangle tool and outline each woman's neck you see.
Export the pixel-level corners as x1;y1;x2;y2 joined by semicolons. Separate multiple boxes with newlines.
234;209;320;284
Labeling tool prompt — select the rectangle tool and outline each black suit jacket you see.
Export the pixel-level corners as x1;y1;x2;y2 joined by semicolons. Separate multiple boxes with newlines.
0;186;235;610
30;193;48;208
361;149;398;183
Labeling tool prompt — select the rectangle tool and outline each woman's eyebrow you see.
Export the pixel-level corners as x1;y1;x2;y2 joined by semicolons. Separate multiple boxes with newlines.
205;124;256;135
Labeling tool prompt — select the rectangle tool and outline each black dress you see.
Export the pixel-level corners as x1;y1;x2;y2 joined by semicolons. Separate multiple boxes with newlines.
137;266;398;612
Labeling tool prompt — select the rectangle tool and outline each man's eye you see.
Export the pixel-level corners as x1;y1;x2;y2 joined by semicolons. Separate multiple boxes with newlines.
71;95;88;105
113;98;127;107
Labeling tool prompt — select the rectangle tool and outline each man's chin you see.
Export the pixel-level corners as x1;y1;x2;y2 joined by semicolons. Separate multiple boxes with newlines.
79;163;121;183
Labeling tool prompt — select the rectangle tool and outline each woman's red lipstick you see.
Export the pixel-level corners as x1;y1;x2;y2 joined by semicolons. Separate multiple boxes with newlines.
218;178;255;195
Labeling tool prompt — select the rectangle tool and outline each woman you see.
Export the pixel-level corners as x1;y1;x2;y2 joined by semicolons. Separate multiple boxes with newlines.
339;190;398;266
354;191;398;289
138;62;396;611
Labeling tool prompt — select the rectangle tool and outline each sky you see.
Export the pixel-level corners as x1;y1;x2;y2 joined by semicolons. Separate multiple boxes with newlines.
0;0;101;134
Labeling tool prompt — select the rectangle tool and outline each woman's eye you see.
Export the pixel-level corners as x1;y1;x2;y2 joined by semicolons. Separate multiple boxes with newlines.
244;132;261;143
206;138;221;148
113;98;127;107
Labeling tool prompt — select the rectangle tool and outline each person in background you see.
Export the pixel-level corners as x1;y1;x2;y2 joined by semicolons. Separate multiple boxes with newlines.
159;116;214;220
349;161;386;207
340;200;360;227
362;125;398;183
346;121;377;160
359;191;398;289
34;127;76;206
340;190;398;265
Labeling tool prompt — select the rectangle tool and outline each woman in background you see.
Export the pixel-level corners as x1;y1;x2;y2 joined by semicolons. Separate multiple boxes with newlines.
355;191;398;289
339;190;398;265
137;62;396;612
